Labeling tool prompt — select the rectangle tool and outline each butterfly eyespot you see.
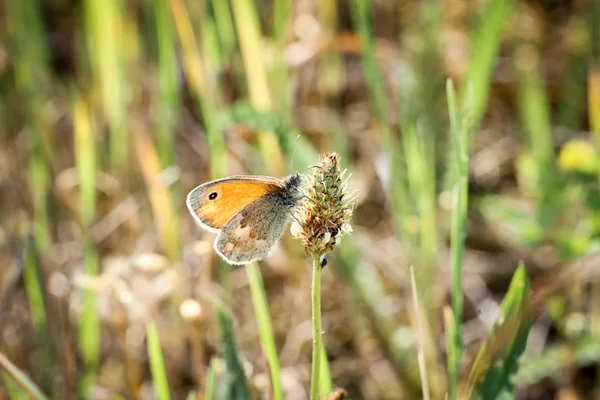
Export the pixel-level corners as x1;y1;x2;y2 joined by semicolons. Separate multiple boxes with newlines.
208;192;218;200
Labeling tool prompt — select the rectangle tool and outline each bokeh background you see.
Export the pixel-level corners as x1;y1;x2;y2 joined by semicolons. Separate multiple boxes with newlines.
2;0;600;399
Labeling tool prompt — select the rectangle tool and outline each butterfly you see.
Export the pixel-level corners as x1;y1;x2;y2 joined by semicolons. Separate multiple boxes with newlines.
186;173;304;265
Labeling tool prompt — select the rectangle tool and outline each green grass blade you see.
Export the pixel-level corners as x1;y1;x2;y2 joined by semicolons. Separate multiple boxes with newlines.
446;78;471;399
201;16;223;76
515;54;554;179
210;0;237;62
84;0;129;171
350;0;388;129
336;241;422;397
350;0;411;291
2;372;28;400
461;0;516;130
153;0;180;168
74;96;97;227
147;321;172;400
28;145;50;252
459;264;533;400
9;1;54;381
271;0;292;123
21;237;52;365
590;58;600;184
213;101;317;171
205;358;218;400
170;0;225;178
231;0;283;175
0;352;49;400
245;262;283;400
133;128;181;262
216;307;251;400
199;10;229;178
557;52;587;128
318;0;343;94
74;95;100;395
513;11;565;237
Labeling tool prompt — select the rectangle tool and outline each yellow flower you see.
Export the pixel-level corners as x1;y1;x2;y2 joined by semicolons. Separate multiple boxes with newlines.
558;140;597;174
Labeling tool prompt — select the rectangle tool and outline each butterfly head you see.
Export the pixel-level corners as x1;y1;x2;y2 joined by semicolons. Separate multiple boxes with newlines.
282;173;304;207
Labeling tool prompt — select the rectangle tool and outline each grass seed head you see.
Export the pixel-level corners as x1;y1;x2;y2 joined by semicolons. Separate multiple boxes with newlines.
291;152;355;259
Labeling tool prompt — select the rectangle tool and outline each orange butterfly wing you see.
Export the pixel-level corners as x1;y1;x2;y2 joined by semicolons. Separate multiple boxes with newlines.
186;176;283;232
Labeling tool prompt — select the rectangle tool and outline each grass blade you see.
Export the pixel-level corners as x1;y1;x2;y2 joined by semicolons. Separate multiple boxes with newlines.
74;94;100;396
147;321;172;400
336;242;422;397
446;78;471;399
170;0;225;178
515;46;554;181
245;262;283;400
0;352;49;400
318;0;344;95
231;0;283;175
205;358;218;400
461;0;516;129
84;0;129;170
410;266;431;400
210;0;237;61
271;0;292;123
590;60;600;177
459;264;533;400
153;0;180;168
133;126;181;262
8;0;55;385
216;307;251;400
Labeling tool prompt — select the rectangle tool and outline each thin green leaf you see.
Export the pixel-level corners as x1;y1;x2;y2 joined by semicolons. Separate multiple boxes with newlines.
0;352;49;400
216;307;251;400
461;0;516;129
245;262;283;400
447;78;471;400
459;264;533;400
205;358;219;400
147;321;172;400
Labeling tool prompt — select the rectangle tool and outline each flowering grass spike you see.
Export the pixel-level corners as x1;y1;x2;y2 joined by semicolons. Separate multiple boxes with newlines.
291;152;355;260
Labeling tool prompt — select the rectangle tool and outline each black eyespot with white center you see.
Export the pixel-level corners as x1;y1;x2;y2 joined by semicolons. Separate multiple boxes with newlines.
209;192;218;200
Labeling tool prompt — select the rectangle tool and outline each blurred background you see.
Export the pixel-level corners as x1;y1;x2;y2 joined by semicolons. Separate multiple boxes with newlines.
2;0;600;399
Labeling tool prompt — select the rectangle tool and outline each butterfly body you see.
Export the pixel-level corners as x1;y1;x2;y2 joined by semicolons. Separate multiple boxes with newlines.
186;173;303;265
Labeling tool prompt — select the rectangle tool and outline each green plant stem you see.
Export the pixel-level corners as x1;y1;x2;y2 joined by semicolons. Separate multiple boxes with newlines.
319;347;332;395
245;263;283;400
310;257;323;400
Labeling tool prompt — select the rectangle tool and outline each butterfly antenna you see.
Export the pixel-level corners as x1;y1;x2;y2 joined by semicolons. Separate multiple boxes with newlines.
297;164;321;174
290;135;301;172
